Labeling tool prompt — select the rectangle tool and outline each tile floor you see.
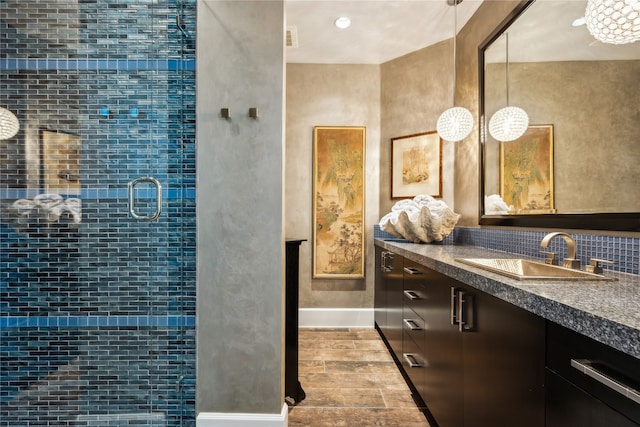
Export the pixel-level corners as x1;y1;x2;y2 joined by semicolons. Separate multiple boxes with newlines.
287;328;432;427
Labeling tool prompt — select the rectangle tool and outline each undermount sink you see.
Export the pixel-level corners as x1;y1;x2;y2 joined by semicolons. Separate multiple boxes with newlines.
455;258;615;281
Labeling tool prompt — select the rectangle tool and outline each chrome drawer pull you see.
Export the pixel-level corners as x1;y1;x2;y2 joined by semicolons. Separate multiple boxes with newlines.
403;319;422;331
403;267;422;275
571;359;640;404
404;290;420;300
403;353;422;368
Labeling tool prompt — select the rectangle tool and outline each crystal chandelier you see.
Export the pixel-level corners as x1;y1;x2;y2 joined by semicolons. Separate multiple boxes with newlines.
436;0;474;142
0;107;20;140
585;0;640;45
488;32;529;142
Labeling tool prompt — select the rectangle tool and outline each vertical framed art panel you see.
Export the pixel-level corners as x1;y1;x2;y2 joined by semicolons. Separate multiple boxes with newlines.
391;131;442;199
500;125;555;213
312;126;366;279
40;128;81;195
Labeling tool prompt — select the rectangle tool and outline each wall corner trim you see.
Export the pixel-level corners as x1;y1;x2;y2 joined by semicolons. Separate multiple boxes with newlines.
299;308;374;328
196;403;288;427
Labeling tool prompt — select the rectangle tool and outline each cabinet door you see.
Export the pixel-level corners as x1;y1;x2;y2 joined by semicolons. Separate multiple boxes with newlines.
422;270;463;427
374;246;387;331
385;251;404;361
462;286;545;427
546;369;638;427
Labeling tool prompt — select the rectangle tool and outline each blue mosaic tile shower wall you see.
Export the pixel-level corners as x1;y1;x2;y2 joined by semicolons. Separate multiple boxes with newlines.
0;1;196;426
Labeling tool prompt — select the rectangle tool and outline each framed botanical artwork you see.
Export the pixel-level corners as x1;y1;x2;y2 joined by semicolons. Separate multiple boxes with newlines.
312;126;365;279
40;128;81;195
391;131;442;199
500;125;555;213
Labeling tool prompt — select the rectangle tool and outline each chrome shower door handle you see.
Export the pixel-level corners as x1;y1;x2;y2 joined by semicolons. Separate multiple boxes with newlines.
128;176;163;221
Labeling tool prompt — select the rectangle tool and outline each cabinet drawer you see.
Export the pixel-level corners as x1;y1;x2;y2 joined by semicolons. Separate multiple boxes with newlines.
547;322;640;424
403;282;426;314
402;330;426;395
403;306;425;350
403;260;428;318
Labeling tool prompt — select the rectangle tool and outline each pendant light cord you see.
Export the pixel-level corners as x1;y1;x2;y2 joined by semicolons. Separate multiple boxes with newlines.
452;0;458;106
505;32;510;106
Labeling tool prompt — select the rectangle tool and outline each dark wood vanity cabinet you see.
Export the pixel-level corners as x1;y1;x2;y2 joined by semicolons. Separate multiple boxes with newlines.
375;246;545;427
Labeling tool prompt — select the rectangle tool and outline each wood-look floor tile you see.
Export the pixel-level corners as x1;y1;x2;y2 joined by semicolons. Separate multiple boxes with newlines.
299;339;357;349
353;339;388;351
323;360;399;374
297;388;386;408
381;390;425;409
292;328;431;426
299;360;325;374
299;348;393;362
288;407;431;427
299;372;408;390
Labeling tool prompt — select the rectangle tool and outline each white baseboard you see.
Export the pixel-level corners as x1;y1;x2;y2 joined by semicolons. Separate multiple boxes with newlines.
197;403;287;427
298;308;374;328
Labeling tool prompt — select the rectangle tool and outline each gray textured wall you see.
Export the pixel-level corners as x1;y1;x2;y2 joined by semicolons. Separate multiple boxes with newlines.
380;40;457;216
196;0;285;416
285;63;380;308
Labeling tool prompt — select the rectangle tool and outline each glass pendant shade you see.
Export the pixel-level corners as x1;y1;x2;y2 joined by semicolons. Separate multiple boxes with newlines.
585;0;640;45
437;106;474;142
0;107;20;140
488;106;529;142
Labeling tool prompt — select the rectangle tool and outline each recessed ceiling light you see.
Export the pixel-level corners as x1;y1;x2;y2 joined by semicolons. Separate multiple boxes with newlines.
334;17;351;29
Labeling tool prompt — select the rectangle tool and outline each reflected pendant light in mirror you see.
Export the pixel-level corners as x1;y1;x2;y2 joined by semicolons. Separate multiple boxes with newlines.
585;0;640;45
488;32;529;142
437;0;474;142
0;107;20;140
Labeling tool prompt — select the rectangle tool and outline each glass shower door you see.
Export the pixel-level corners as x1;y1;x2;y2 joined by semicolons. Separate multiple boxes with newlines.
0;1;196;426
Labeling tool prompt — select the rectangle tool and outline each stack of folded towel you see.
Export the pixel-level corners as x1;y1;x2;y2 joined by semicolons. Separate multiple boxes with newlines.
7;193;82;225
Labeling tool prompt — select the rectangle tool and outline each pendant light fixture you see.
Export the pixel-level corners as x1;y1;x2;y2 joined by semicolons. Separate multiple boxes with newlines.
488;32;529;142
436;0;474;143
585;0;640;45
0;107;20;140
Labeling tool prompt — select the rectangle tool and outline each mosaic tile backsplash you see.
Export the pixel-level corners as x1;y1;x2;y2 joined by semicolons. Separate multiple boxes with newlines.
374;225;640;276
0;1;197;426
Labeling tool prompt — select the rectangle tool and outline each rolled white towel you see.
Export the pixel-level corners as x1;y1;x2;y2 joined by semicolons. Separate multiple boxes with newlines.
10;199;36;215
63;198;82;224
484;194;513;215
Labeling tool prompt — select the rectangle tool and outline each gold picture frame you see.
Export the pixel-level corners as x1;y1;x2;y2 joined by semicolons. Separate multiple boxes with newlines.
500;125;554;214
312;126;366;279
391;131;442;199
40;128;81;195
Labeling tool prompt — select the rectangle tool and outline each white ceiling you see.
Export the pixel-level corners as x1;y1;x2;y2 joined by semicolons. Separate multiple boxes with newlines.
285;0;484;64
285;0;640;65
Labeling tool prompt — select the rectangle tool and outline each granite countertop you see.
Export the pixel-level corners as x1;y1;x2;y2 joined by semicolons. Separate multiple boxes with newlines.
375;239;640;360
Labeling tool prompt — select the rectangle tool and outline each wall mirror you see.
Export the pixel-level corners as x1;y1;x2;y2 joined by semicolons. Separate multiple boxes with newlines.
479;0;639;231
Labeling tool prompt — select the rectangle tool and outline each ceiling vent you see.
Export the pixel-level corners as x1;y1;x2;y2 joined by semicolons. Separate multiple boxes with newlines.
286;25;299;48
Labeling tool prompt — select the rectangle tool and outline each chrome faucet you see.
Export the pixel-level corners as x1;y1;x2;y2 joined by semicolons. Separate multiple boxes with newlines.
540;232;581;270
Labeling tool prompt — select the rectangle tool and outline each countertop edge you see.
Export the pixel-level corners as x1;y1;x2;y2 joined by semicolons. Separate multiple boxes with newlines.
375;239;640;360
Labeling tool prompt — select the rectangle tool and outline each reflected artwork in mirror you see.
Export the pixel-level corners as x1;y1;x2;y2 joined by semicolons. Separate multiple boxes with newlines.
479;0;640;231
